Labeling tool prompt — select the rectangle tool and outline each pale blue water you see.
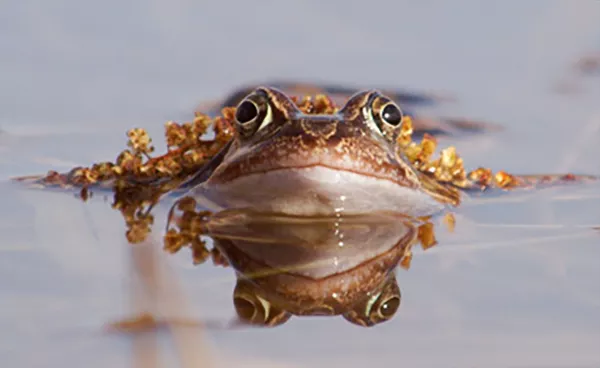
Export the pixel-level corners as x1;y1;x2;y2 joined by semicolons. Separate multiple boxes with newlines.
1;1;600;367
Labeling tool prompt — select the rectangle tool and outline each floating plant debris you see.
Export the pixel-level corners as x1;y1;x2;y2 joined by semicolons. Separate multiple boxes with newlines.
18;94;578;193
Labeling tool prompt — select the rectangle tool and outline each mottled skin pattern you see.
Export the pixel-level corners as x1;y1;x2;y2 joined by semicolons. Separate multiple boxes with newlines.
184;86;455;217
208;87;420;188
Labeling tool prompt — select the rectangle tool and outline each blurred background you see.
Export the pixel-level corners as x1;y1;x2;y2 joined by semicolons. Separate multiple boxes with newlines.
1;1;599;367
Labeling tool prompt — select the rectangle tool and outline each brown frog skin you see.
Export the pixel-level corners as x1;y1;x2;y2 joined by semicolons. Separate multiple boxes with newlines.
203;209;416;327
183;86;458;217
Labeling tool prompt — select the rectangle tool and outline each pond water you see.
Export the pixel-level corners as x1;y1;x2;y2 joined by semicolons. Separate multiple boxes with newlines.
2;1;600;367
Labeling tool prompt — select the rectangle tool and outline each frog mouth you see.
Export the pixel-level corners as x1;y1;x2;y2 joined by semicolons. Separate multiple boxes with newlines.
207;130;424;189
193;165;446;217
208;146;422;188
217;162;414;187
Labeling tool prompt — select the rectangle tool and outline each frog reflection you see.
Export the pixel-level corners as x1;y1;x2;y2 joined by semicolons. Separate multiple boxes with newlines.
166;201;432;327
233;269;401;327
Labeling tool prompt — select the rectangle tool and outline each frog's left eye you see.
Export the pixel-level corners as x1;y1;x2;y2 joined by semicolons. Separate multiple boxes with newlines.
233;279;291;327
234;90;273;139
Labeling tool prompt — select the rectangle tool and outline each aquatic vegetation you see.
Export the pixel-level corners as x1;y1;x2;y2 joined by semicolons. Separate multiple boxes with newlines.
14;91;594;245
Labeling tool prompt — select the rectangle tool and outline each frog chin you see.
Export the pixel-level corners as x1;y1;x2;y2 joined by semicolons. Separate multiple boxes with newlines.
194;166;446;217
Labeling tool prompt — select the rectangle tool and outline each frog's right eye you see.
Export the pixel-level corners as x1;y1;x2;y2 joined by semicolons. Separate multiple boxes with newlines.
234;90;273;139
366;93;405;142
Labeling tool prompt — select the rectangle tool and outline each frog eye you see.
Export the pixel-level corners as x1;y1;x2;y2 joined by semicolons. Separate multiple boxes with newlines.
342;273;401;327
380;102;403;127
234;90;273;139
367;94;405;140
376;294;401;320
235;100;260;125
233;279;291;327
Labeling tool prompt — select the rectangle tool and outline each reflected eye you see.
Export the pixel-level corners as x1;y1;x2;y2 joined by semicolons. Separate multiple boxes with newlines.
233;279;291;327
233;294;259;322
342;273;401;327
381;102;403;127
377;295;400;319
235;100;259;125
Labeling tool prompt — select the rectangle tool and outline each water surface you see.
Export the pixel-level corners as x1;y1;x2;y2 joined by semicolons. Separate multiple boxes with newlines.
2;1;600;367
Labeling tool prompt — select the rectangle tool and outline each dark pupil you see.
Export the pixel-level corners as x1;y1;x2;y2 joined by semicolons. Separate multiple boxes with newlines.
379;297;400;318
381;104;402;126
236;100;259;124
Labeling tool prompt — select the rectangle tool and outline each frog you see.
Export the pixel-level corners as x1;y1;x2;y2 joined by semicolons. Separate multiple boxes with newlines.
179;86;461;218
